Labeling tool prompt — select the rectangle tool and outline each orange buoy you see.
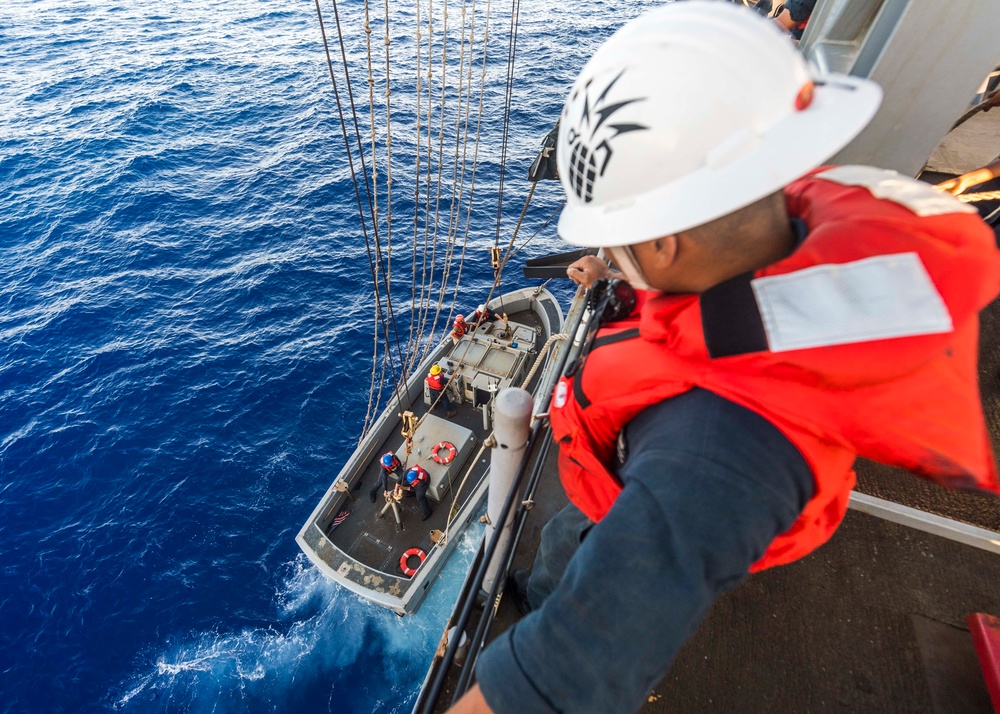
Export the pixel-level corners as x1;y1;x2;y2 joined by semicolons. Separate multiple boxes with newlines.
431;441;457;465
399;547;427;577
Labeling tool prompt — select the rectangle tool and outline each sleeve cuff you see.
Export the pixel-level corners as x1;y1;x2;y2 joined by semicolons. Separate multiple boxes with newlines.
476;626;560;714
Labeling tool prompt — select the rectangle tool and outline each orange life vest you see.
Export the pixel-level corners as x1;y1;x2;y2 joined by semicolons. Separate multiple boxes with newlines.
406;465;429;485
549;167;1000;571
426;373;443;391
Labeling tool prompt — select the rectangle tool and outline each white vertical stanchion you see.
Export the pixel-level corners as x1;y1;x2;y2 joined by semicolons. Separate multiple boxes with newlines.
481;387;533;596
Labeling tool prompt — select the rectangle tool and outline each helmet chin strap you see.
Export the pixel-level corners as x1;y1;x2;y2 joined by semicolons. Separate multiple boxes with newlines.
604;245;656;293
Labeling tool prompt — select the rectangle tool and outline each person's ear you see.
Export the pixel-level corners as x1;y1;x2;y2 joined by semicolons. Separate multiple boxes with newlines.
651;234;679;270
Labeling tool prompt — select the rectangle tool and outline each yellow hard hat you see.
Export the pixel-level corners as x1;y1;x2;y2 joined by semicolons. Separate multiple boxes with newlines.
430;364;442;375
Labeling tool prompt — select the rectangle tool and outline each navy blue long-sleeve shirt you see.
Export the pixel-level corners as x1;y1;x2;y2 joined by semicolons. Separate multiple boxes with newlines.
476;388;814;713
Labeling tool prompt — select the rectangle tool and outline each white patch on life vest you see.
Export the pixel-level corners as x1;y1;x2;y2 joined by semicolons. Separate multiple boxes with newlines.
817;166;978;216
554;380;568;409
751;252;953;352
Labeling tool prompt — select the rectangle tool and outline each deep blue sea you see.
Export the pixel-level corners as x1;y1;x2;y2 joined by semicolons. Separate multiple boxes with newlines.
0;1;655;711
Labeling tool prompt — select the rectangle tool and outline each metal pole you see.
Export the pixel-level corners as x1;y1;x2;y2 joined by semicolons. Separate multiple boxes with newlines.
481;387;533;596
848;491;1000;555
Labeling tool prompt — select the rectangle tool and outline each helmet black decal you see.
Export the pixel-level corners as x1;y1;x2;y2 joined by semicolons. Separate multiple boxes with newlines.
565;70;648;203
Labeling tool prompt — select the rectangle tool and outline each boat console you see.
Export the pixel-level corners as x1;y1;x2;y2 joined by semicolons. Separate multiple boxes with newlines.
391;415;476;501
424;317;539;409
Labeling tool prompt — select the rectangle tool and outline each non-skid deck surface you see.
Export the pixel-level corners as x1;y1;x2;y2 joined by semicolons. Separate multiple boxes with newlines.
646;508;999;713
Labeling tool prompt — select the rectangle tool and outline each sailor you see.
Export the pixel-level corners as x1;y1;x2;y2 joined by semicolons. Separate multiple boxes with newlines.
449;4;1000;714
369;451;402;503
426;364;457;418
401;465;433;521
774;0;816;40
471;304;497;324
451;315;469;343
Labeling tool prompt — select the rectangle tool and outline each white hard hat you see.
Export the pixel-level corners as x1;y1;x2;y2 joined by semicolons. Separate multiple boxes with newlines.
556;1;882;247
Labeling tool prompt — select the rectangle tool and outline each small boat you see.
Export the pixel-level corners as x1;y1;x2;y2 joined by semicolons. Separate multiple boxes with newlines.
296;287;564;615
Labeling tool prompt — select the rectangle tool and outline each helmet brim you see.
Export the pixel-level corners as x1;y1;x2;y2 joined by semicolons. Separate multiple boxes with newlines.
557;73;882;247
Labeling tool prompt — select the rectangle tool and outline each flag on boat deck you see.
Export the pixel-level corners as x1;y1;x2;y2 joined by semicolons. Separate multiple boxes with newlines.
330;509;351;530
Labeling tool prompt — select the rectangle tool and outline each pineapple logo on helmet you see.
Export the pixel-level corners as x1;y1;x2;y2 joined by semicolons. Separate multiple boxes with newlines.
565;69;648;203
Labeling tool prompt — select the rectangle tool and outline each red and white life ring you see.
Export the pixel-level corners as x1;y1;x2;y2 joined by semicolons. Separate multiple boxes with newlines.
399;547;427;578
431;441;457;465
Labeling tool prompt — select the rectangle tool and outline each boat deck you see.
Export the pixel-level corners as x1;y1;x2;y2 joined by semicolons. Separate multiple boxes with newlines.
315;308;548;590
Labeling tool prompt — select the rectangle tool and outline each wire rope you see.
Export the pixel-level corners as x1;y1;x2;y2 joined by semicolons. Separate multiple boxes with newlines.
433;0;476;341
418;0;471;364
444;0;492;325
359;0;383;436
410;0;440;371
413;0;454;367
491;0;522;252
315;0;411;436
406;0;427;369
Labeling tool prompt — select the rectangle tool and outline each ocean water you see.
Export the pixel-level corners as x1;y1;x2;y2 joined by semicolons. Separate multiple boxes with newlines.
0;0;654;711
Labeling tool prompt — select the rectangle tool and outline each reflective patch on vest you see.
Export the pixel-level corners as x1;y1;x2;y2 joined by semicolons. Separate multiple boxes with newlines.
554;380;569;409
817;166;978;216
751;253;953;352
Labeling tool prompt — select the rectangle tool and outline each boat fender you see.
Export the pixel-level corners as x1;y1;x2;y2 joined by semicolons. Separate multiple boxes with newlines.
431;441;457;465
399;547;427;577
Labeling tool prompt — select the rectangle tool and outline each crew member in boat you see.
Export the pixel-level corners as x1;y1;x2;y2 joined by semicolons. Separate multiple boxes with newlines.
369;451;402;503
426;364;458;418
451;315;469;344
449;4;1000;714
401;465;433;521
471;303;497;325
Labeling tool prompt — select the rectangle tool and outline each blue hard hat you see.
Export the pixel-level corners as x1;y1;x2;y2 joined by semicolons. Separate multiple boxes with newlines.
406;467;419;483
381;453;395;468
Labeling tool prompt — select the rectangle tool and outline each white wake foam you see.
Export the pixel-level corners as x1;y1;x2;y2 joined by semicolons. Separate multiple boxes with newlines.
115;522;485;713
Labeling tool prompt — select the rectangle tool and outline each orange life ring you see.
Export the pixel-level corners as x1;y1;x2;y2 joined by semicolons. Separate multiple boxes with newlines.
431;441;457;465
399;547;426;578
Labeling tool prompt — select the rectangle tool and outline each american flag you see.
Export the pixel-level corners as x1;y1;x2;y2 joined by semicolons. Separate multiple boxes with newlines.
330;509;351;530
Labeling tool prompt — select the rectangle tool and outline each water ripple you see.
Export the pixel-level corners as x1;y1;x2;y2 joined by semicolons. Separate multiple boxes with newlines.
0;0;658;711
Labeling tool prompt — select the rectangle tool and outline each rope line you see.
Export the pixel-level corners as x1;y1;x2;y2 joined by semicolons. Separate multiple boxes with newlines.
359;0;382;437
412;0;438;369
956;189;1000;202
491;0;522;250
412;0;450;369
330;0;413;384
432;0;474;344
507;200;563;261
406;0;426;368
316;0;411;438
420;0;465;360
445;0;492;327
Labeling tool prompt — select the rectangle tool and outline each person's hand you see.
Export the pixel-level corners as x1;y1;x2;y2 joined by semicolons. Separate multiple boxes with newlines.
935;167;995;195
446;685;494;714
567;255;618;288
982;89;1000;112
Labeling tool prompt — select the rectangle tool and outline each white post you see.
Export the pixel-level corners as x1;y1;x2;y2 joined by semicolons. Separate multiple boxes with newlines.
481;387;533;596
